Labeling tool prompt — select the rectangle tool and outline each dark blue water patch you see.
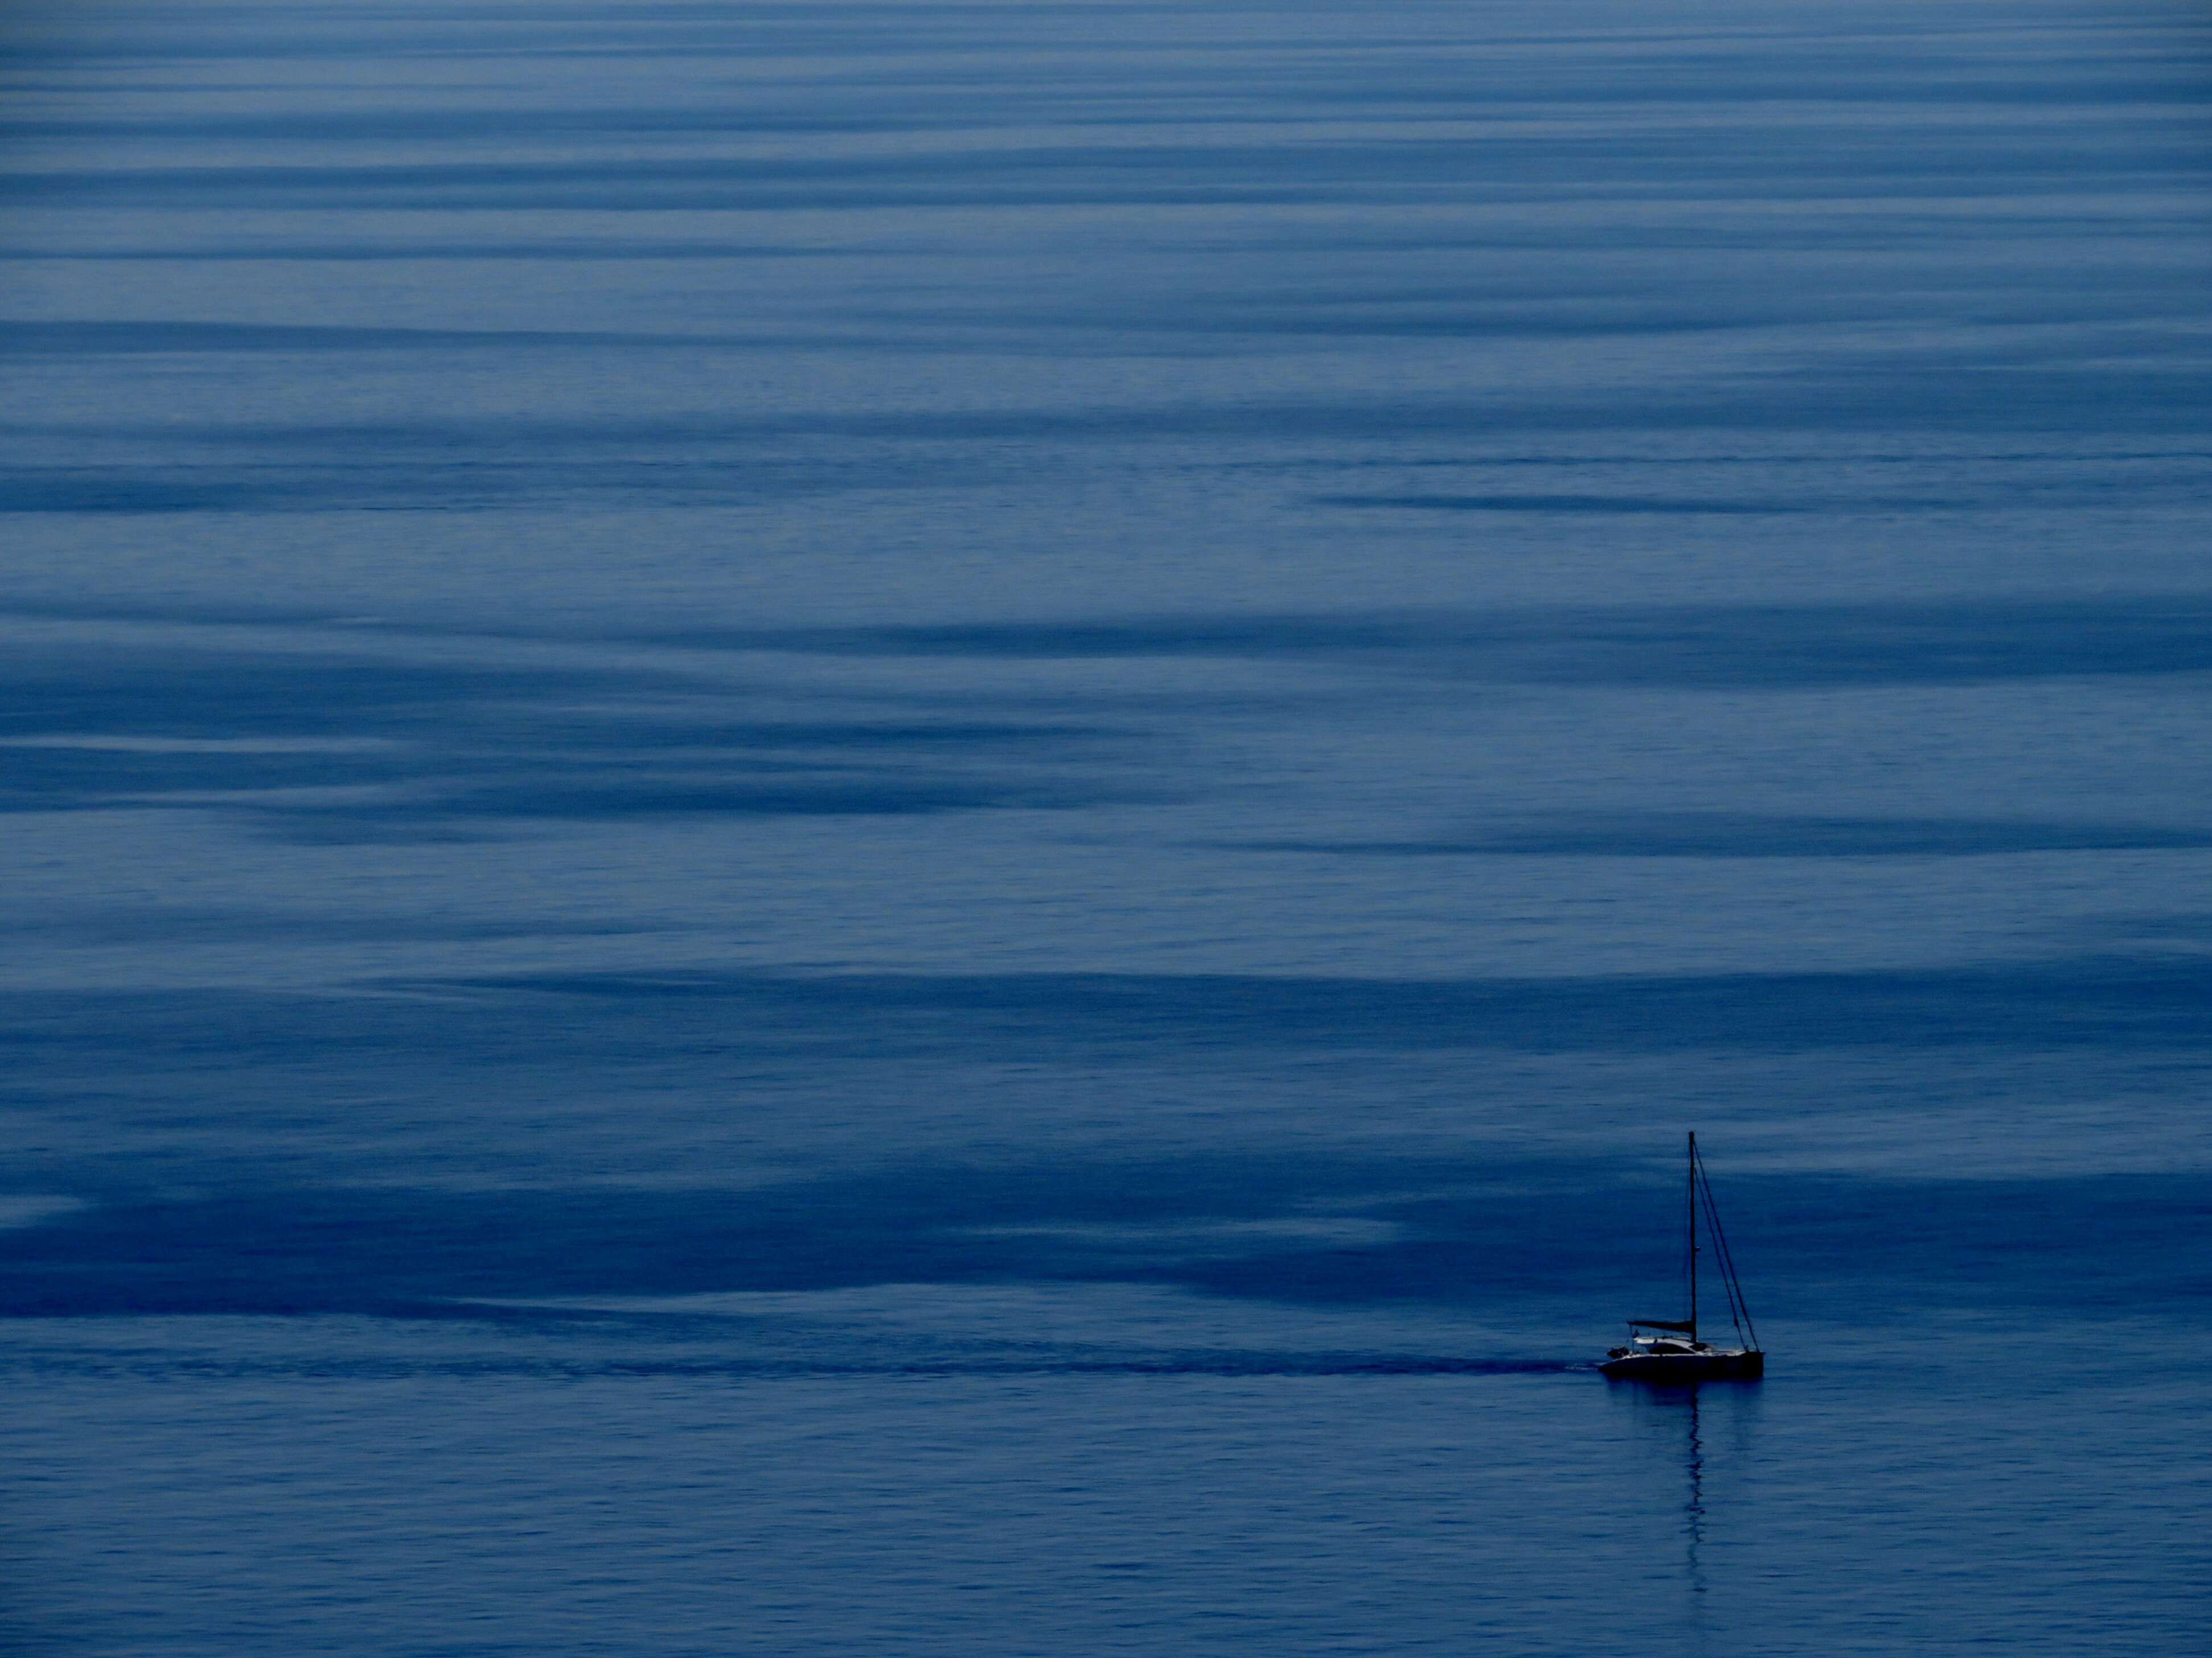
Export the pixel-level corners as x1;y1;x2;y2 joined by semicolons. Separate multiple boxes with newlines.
5;764;1143;832
1228;816;2212;859
1295;450;2212;470
1200;1170;2212;1316
1078;305;1770;343
0;109;952;143
1767;360;2212;435
415;961;2212;1055
0;1159;2198;1321
1310;494;1817;514
0;642;1154;830
2098;913;2212;943
0;1348;1583;1382
0;452;1004;513
0;321;798;354
9;20;2197;124
4;963;2208;1135
885;266;2139;346
0;743;421;810
51;368;2212;450
0;152;1448;214
0;645;645;740
0;474;282;514
330;773;1125;830
0;1;894;65
0;907;655;946
7;68;2197;208
1;240;857;262
694;598;2212;686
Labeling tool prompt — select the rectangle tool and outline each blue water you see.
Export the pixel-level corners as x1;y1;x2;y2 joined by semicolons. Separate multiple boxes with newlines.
4;1;2210;1651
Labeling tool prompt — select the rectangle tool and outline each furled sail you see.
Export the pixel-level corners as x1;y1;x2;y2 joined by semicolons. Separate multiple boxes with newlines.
1630;1318;1696;1332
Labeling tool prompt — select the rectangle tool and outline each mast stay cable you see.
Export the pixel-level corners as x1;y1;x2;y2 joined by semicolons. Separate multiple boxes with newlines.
1692;1141;1758;1351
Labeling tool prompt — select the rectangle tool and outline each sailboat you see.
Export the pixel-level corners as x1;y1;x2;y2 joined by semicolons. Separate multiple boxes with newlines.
1599;1132;1764;1382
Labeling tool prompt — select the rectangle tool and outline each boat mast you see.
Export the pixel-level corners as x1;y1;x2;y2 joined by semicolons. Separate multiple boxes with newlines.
1687;1131;1698;1342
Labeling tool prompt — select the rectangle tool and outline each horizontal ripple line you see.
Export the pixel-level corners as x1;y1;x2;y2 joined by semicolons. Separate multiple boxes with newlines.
1;1352;1588;1381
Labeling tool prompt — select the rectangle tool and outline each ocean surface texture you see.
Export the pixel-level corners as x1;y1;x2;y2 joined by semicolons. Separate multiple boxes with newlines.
4;2;2210;1652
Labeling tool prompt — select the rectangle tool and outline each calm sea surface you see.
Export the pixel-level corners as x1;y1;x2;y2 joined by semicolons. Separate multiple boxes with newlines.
3;2;2210;1652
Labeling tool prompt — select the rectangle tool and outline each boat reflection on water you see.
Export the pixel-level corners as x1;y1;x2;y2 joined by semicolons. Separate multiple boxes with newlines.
1599;1132;1764;1382
1614;1374;1766;1610
1685;1388;1707;1598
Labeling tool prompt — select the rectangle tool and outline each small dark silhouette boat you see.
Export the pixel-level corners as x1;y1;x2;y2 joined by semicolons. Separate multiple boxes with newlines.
1599;1132;1763;1382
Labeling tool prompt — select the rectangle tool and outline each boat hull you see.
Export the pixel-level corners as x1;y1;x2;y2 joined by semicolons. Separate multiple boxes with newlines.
1599;1349;1764;1382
